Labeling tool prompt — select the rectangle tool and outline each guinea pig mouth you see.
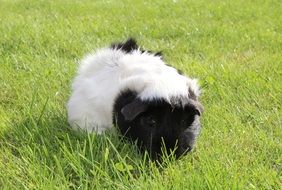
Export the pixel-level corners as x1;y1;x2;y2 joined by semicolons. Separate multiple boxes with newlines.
148;137;180;158
141;135;194;159
146;142;191;160
159;136;193;158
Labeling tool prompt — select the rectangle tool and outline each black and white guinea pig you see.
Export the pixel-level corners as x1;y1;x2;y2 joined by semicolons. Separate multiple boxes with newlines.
67;38;203;159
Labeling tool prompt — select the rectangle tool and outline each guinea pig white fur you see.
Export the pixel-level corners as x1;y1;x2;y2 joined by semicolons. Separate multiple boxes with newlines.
67;38;203;158
67;39;201;133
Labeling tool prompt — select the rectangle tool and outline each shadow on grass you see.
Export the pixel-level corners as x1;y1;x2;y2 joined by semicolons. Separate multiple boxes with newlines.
1;114;165;188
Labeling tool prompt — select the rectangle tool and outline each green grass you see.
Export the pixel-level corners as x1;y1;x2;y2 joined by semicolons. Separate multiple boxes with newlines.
0;0;281;189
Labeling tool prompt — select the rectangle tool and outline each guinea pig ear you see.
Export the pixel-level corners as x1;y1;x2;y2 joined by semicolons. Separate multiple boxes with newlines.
187;99;204;116
188;86;199;101
121;99;148;121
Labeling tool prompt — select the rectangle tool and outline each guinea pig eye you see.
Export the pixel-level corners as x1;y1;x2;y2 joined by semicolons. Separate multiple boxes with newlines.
142;116;156;127
180;118;189;127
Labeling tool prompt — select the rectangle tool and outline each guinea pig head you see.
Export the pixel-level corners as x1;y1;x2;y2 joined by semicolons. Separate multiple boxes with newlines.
114;90;203;159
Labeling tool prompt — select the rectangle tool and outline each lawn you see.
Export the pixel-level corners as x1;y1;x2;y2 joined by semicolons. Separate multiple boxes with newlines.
0;0;281;189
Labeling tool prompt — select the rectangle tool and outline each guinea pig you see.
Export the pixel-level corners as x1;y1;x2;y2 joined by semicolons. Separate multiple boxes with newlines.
67;38;203;159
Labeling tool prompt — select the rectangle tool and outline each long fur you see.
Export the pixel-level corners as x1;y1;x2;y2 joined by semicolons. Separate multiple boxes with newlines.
67;39;201;134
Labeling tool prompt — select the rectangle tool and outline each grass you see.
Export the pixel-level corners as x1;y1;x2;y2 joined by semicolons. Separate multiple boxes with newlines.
0;0;281;189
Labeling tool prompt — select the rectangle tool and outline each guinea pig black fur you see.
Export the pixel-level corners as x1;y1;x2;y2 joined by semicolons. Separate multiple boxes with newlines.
67;38;203;159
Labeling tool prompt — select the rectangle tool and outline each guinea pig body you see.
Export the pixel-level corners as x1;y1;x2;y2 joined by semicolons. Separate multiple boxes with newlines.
67;38;203;157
